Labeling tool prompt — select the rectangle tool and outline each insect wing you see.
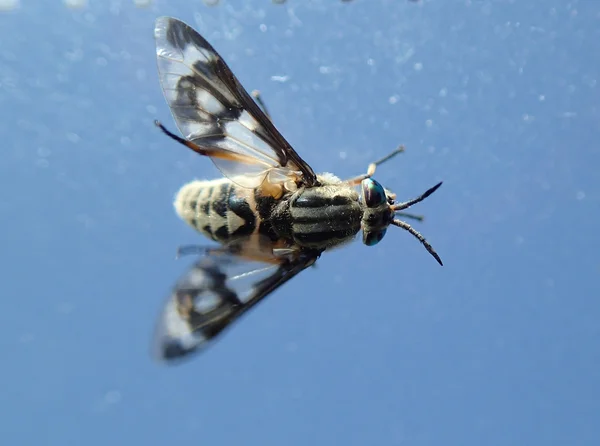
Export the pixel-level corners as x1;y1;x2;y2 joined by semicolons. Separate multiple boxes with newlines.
155;16;317;188
154;247;317;363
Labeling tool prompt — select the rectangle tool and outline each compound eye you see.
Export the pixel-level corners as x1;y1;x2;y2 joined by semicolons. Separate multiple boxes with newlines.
362;178;386;208
363;229;387;246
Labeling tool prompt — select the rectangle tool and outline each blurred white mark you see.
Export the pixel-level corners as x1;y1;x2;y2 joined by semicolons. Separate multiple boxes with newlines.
133;0;152;7
439;88;448;97
388;95;399;105
36;146;51;168
538;94;545;101
562;112;577;118
145;104;157;115
477;70;493;84
94;390;122;412
109;1;121;15
65;49;83;62
135;69;146;82
367;58;375;66
576;190;585;200
339;151;347;160
413;62;423;71
522;113;534;122
37;146;51;158
270;75;289;83
0;0;19;11
116;160;128;175
63;0;87;8
394;47;415;64
76;213;95;229
104;390;121;405
319;66;332;74
530;26;546;33
36;159;50;169
583;76;596;88
287;7;303;27
19;333;35;343
57;302;74;315
66;132;81;143
425;119;433;127
259;23;267;32
96;57;108;67
120;136;131;146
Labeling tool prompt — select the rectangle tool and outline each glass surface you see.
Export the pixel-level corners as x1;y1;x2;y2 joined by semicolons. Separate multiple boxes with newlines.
1;1;598;445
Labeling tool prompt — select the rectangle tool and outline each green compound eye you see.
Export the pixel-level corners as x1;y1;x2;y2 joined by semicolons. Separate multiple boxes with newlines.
363;229;387;246
362;178;386;208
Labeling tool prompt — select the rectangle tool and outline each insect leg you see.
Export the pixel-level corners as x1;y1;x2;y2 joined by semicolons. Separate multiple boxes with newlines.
155;120;258;164
344;145;405;186
176;245;213;258
251;90;272;121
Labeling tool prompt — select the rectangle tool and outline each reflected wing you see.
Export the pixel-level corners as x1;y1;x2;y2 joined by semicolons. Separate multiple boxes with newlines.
155;16;317;188
154;242;319;363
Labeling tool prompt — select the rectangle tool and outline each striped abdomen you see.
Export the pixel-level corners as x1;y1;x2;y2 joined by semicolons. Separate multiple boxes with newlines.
174;179;258;244
286;183;363;249
175;176;364;251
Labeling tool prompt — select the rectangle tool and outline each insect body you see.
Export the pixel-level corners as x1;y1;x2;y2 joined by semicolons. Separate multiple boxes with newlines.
174;178;259;245
174;171;396;251
153;16;443;362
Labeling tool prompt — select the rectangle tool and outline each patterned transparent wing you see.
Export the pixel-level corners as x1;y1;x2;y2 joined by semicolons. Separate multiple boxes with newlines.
155;16;317;188
154;242;318;363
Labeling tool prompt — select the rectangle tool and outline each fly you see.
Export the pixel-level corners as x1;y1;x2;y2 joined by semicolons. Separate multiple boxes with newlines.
152;16;442;362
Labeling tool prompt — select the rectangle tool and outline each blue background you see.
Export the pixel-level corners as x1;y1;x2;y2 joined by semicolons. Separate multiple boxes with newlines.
1;0;598;444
